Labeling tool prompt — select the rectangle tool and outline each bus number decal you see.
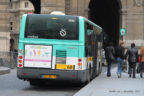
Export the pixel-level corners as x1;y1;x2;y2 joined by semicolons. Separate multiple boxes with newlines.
56;64;74;70
68;19;75;22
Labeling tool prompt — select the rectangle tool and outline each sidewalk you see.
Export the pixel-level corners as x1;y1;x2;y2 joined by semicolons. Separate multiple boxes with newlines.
74;67;144;96
0;67;10;75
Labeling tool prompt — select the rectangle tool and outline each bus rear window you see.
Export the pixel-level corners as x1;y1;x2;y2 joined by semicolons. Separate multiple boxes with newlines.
25;15;79;40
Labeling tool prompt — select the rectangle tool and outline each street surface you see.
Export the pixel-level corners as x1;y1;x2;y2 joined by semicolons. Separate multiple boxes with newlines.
74;67;144;96
0;69;82;96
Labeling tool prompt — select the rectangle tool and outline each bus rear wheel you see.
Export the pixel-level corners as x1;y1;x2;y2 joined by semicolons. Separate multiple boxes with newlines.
99;63;102;73
29;81;37;86
29;80;46;86
140;72;143;78
87;67;92;83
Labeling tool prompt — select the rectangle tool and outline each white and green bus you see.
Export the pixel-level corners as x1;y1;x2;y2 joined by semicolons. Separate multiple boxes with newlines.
17;14;103;85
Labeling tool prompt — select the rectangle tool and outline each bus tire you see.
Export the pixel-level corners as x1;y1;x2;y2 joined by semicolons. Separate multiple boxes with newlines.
86;68;91;83
99;63;102;74
29;81;37;86
89;65;93;80
140;72;143;78
96;63;99;76
29;80;46;86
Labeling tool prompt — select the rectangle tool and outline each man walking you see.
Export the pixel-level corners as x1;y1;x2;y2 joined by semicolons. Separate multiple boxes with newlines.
125;43;138;78
115;42;125;78
105;42;115;77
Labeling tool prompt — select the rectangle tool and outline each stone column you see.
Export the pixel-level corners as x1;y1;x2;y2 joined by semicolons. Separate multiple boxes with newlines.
0;0;11;52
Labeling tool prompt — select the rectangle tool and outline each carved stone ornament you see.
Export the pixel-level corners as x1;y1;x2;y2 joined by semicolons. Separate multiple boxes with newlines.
133;0;144;7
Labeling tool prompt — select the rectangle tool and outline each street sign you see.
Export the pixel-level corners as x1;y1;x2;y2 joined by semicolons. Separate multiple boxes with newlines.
120;28;126;36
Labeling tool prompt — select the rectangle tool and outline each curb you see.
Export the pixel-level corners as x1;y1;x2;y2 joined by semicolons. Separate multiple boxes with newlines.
0;67;10;75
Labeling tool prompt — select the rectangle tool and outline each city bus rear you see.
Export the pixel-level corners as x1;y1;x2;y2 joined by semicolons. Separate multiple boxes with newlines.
17;14;87;83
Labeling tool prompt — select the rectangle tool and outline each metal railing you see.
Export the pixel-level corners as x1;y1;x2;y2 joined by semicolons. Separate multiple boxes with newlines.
0;51;18;69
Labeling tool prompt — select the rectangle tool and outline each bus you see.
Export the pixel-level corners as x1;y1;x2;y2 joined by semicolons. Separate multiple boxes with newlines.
17;14;103;85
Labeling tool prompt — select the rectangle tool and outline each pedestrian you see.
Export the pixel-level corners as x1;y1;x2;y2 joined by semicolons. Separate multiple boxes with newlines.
115;41;125;78
125;43;138;78
105;42;115;77
102;49;106;66
139;46;144;78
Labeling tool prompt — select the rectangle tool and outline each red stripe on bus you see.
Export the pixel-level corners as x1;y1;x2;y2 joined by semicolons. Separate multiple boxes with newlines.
24;59;51;62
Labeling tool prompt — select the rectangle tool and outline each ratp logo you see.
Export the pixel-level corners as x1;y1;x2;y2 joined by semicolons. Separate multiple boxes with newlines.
60;28;67;37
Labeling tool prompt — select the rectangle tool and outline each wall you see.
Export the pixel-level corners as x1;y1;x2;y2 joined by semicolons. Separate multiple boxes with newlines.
121;0;144;47
0;0;10;52
1;0;144;53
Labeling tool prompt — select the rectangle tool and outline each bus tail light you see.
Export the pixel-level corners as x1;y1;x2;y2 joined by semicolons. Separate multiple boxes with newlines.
78;58;82;67
18;55;23;68
18;49;24;68
18;64;23;67
19;56;23;59
19;60;23;63
78;63;82;66
17;56;23;68
78;59;82;62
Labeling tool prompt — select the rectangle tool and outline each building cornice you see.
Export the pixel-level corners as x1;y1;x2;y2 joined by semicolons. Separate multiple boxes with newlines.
12;0;19;3
10;32;19;35
9;8;33;13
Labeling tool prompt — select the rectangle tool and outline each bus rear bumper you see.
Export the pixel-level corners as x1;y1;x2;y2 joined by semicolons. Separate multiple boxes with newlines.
17;68;88;83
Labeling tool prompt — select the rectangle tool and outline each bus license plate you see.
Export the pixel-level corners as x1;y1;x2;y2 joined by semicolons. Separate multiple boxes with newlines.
56;64;74;70
42;75;57;79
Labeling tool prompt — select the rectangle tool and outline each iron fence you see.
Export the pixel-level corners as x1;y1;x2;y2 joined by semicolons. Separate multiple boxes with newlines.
0;51;18;69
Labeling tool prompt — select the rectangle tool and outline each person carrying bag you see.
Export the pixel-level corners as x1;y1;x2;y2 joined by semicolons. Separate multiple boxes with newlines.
105;42;115;77
125;43;138;78
115;42;125;78
139;46;144;78
137;55;141;74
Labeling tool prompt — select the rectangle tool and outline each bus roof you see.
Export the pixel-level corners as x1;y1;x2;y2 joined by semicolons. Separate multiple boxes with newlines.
24;14;78;18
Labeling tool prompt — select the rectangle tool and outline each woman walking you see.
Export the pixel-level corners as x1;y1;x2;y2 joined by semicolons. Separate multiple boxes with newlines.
139;46;144;78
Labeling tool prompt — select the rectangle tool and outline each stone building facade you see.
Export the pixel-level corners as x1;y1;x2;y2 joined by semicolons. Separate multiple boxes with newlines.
0;0;144;52
0;0;34;52
121;0;144;47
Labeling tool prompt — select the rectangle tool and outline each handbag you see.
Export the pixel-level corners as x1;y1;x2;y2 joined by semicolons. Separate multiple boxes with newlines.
137;63;141;73
109;52;115;61
122;61;128;72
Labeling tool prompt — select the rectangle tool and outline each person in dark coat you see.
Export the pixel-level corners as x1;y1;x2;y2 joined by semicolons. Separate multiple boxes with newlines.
125;43;138;78
139;46;144;78
105;42;115;77
115;41;125;78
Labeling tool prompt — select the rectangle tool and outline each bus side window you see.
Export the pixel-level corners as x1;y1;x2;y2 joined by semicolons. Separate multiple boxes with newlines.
85;22;93;56
85;22;88;56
